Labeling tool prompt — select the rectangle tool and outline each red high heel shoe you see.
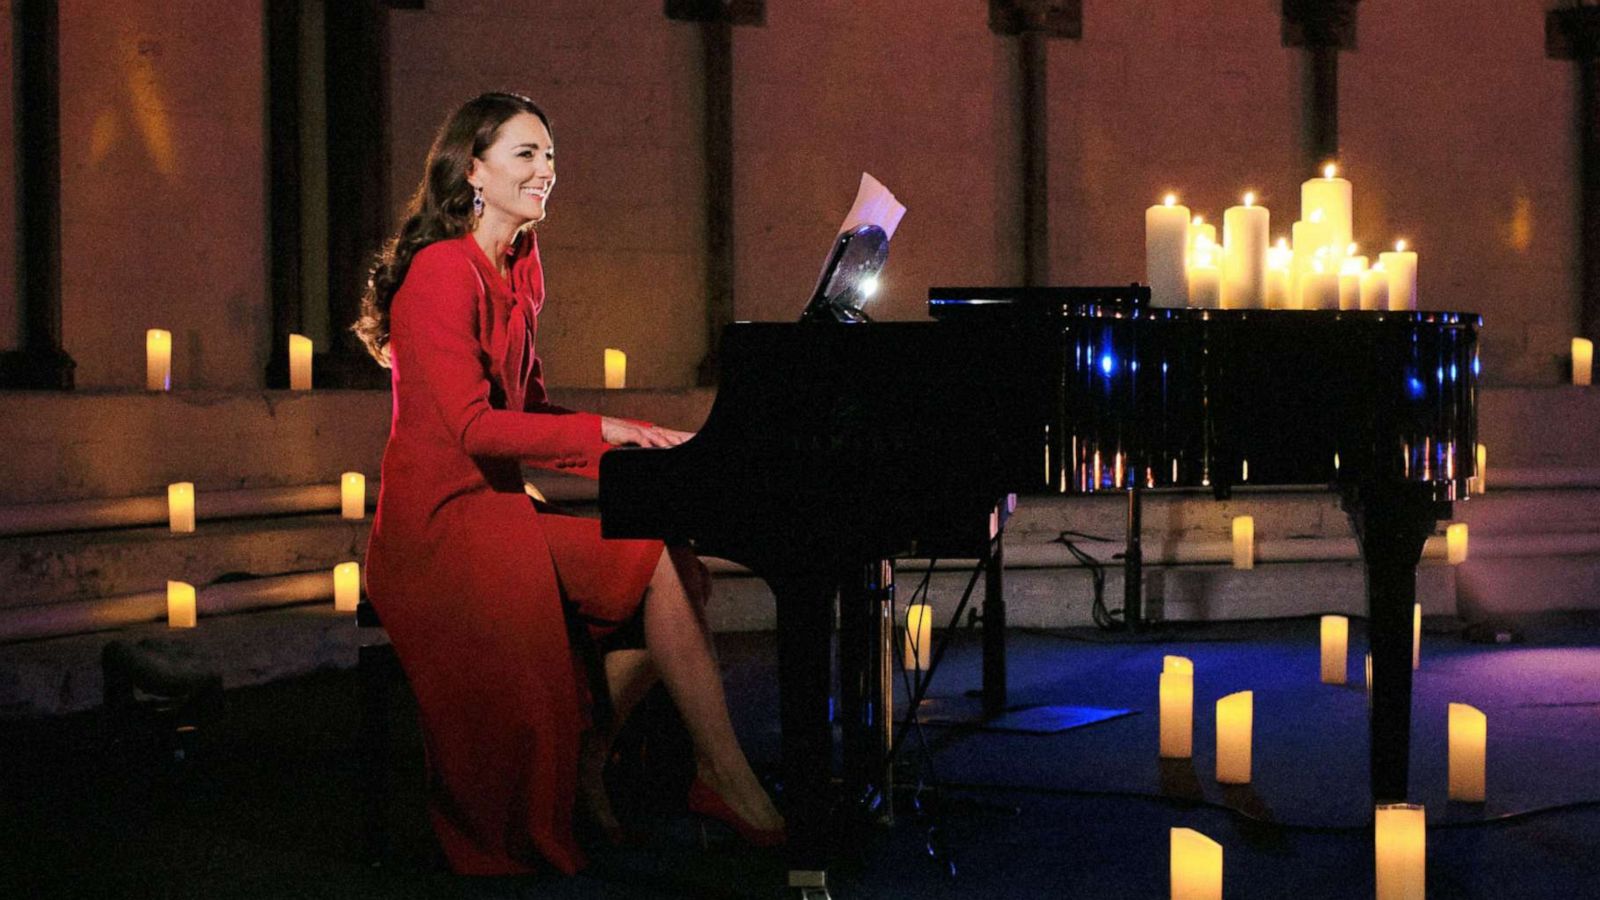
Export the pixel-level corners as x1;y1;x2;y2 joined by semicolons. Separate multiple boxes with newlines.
686;777;786;848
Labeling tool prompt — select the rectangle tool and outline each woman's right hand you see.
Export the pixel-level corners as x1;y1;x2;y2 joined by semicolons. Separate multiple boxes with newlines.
601;416;693;449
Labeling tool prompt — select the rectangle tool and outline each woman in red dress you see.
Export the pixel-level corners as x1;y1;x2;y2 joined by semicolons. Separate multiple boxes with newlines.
353;92;783;876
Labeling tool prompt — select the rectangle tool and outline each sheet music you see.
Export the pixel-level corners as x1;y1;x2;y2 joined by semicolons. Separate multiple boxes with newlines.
836;173;906;241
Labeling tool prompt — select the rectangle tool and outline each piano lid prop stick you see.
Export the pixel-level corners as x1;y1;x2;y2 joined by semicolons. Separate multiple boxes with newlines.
1170;828;1223;900
836;172;906;240
1574;338;1594;386
1321;615;1348;685
1375;804;1426;900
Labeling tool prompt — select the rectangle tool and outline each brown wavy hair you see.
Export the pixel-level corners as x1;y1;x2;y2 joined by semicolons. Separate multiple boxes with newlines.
352;92;551;366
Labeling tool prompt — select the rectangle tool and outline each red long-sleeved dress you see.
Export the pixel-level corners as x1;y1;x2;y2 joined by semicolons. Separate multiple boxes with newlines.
363;230;661;875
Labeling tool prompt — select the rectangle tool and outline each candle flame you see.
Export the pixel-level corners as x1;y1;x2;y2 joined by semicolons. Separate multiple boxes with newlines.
1193;215;1204;225
1396;239;1408;252
1164;193;1177;207
1276;237;1289;250
1323;163;1338;179
1243;192;1255;207
1310;209;1324;223
1348;242;1359;255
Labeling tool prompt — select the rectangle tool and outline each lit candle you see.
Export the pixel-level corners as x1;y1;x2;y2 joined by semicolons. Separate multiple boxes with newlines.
1146;194;1191;308
1265;239;1292;308
289;334;313;390
341;472;366;520
1375;804;1426;900
1302;163;1352;261
1301;256;1340;311
1231;516;1253;570
1365;652;1373;698
1187;236;1221;308
1447;522;1468;565
1338;255;1367;311
1379;240;1418;311
1289;211;1329;309
1474;443;1487;494
334;562;361;613
146;329;172;391
1321;614;1348;685
167;580;197;628
1359;263;1389;311
1574;337;1594;386
904;603;933;672
168;482;195;534
1448;702;1486;802
1188;216;1216;257
604;348;627;389
1159;656;1194;758
1221;193;1268;309
1215;690;1253;784
1170;828;1223;900
1413;603;1422;671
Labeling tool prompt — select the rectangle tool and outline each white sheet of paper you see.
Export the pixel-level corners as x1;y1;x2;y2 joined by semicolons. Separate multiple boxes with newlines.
837;173;906;241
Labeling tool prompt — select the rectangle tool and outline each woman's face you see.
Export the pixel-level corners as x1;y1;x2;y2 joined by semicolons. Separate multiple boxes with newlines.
467;112;556;229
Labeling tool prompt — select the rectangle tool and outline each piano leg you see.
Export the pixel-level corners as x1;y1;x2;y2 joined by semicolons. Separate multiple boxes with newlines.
770;572;843;878
838;561;895;824
982;534;1007;719
1342;483;1448;803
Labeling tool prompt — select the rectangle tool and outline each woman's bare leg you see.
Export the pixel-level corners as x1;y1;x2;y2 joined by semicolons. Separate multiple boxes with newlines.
578;649;656;832
642;550;783;830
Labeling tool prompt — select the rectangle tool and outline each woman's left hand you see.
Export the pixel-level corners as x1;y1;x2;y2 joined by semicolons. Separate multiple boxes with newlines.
601;416;694;448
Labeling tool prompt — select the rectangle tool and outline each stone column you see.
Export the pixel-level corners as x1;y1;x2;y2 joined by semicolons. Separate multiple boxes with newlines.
1282;0;1360;173
1549;5;1600;351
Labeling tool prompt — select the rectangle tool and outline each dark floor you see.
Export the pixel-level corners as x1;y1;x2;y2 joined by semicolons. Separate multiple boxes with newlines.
3;613;1599;899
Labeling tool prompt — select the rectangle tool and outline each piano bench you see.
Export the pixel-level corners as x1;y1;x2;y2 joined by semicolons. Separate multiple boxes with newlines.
100;638;224;767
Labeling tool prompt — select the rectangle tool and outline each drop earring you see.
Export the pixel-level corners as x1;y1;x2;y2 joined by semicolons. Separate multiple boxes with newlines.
472;185;485;218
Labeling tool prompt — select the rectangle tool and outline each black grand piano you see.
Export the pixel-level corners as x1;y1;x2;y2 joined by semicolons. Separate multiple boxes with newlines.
600;228;1479;894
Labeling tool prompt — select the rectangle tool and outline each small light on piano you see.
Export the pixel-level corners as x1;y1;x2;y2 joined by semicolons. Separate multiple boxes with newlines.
1334;452;1341;471
1473;356;1482;377
1172;459;1179;482
1241;459;1249;481
1161;361;1169;375
1131;360;1140;373
1407;376;1425;399
1436;366;1445;385
1450;363;1458;381
1101;353;1115;376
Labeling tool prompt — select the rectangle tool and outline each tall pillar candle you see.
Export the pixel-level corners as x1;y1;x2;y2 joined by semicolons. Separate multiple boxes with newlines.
1380;241;1418;311
1575;338;1594;386
1321;614;1348;684
1448;703;1486;802
1375;804;1426;900
334;562;361;613
1221;193;1268;309
289;334;313;390
168;482;195;534
1159;656;1193;758
1215;690;1253;784
1146;195;1191;308
167;580;197;628
146;329;172;391
904;603;933;672
1301;164;1352;258
1170;828;1222;900
1231;515;1254;569
604;348;627;389
341;473;366;520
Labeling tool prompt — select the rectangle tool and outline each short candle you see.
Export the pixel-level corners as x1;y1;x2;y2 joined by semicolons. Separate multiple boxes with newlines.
334;562;361;613
1474;443;1487;494
146;329;172;391
167;580;197;628
168;482;195;534
1231;516;1253;569
342;472;366;520
289;334;313;391
1159;656;1194;758
604;348;627;389
1359;263;1389;311
1321;614;1348;685
904;603;933;672
1170;828;1222;900
1447;523;1468;565
1215;690;1253;784
1375;803;1426;900
1574;338;1594;386
1448;702;1487;802
1413;603;1422;671
1379;240;1418;311
1186;237;1221;308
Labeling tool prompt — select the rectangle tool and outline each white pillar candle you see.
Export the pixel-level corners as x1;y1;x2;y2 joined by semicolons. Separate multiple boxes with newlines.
289;334;313;390
1474;443;1487;494
168;482;195;534
341;472;366;520
1265;239;1292;308
1289;212;1330;310
1146;194;1191;308
1302;257;1340;311
1379;241;1418;311
1359;263;1390;311
904;603;933;672
146;329;172;391
1301;164;1353;259
1321;614;1348;685
1170;828;1222;900
1215;690;1253;784
1448;702;1487;802
1574;337;1594;386
1231;516;1254;569
1188;217;1216;257
167;580;197;628
1186;237;1221;308
1338;256;1367;311
1413;603;1422;671
604;348;627;389
1447;522;1468;565
1159;656;1193;758
1375;804;1426;900
334;561;361;613
1221;193;1268;309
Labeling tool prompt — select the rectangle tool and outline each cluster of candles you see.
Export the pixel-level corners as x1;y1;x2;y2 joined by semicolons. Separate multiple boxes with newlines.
1144;166;1418;312
163;473;369;627
1163;617;1486;899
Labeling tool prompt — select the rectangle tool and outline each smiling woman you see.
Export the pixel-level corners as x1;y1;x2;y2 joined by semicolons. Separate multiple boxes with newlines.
350;93;781;877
